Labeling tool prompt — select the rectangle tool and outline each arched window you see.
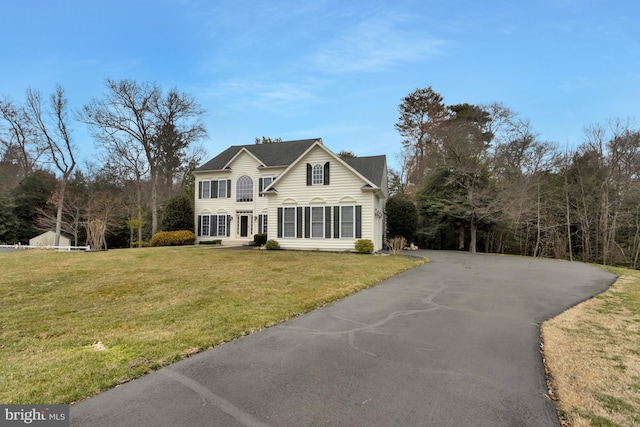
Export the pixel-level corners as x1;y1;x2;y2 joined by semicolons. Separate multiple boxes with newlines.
236;175;253;202
312;164;324;185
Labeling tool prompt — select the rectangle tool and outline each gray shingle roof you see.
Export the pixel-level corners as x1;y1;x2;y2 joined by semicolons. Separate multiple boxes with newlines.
344;155;387;187
196;138;386;188
195;139;320;171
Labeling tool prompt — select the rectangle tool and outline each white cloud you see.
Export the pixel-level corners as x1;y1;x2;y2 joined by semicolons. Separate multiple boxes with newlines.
308;13;446;74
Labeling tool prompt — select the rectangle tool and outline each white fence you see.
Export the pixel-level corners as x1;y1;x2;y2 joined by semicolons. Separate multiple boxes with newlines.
0;244;91;251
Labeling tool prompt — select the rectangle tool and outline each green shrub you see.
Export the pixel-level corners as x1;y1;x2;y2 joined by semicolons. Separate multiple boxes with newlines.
265;239;280;250
355;239;374;254
198;239;222;245
150;230;196;247
131;240;150;248
254;233;268;246
161;194;194;231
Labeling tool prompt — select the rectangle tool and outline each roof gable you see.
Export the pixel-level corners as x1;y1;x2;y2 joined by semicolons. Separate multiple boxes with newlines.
265;141;385;191
195;138;320;172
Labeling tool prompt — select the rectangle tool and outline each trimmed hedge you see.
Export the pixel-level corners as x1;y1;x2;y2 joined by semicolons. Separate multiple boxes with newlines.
355;239;374;254
254;233;268;246
150;230;196;247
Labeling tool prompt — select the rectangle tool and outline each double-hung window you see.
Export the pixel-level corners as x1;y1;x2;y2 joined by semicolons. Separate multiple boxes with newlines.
217;215;227;236
340;206;354;238
283;207;296;238
201;181;211;199
311;207;324;238
258;214;268;234
217;180;227;198
200;215;210;236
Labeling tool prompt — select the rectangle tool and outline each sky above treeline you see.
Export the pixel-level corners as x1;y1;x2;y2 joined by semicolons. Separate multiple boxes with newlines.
1;0;638;170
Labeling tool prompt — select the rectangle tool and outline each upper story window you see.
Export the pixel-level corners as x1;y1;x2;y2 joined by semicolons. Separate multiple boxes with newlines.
259;176;274;197
198;179;231;199
307;162;329;186
217;179;227;198
201;181;211;198
312;164;324;185
236;175;253;202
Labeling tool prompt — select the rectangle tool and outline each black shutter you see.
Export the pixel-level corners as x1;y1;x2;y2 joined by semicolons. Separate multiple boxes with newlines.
324;162;330;185
226;180;232;198
356;206;362;238
258;178;263;197
198;181;202;199
226;216;231;237
325;206;331;238
277;208;283;238
296;207;303;238
306;163;312;186
333;206;340;238
258;214;263;234
197;215;202;236
211;215;217;237
304;207;311;238
211;181;218;199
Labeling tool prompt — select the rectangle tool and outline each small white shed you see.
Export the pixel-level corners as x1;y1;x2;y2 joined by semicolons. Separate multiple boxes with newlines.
29;231;71;248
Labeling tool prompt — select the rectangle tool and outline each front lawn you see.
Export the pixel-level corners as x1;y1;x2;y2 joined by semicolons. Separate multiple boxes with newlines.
0;246;424;404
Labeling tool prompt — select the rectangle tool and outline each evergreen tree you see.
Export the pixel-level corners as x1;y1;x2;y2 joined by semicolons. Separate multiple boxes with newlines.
386;194;418;243
161;193;194;231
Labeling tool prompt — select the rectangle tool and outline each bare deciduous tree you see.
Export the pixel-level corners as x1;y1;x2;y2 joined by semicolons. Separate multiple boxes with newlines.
80;79;206;235
26;85;76;247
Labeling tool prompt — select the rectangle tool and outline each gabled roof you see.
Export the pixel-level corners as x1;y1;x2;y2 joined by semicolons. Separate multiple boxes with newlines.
343;155;387;188
195;138;321;172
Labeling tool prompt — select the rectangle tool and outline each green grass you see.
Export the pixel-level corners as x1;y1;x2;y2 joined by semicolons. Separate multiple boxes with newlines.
0;246;424;404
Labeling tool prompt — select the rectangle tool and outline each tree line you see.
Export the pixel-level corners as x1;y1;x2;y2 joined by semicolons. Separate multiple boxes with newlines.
0;79;206;249
3;81;639;267
390;87;640;268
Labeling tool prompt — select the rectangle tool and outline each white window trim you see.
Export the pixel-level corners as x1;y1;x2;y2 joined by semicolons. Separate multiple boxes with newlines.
236;175;254;202
217;179;227;198
201;215;210;236
312;164;324;185
311;206;324;238
201;180;211;199
217;215;227;236
283;207;296;238
340;205;355;238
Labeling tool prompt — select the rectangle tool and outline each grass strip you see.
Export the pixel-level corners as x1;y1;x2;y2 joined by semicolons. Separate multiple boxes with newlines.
542;266;640;427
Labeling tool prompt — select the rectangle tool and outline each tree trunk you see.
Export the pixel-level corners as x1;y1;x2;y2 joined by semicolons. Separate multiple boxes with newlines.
150;165;158;236
470;218;477;253
54;178;66;247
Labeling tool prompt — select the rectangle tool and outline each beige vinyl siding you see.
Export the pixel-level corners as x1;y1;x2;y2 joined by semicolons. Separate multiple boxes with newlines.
265;145;382;251
194;150;285;243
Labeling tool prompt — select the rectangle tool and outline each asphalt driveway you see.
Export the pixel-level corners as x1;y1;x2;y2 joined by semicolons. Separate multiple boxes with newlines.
71;250;617;426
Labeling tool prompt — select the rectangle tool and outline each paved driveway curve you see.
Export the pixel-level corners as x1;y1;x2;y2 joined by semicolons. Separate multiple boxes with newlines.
71;251;617;427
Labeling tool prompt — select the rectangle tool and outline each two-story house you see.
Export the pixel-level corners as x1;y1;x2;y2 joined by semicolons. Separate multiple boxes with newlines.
193;138;387;251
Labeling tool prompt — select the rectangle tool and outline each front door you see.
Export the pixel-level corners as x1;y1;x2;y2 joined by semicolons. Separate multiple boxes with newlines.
240;215;249;237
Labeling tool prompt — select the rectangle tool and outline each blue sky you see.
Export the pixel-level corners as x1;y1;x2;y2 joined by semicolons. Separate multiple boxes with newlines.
1;0;638;171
